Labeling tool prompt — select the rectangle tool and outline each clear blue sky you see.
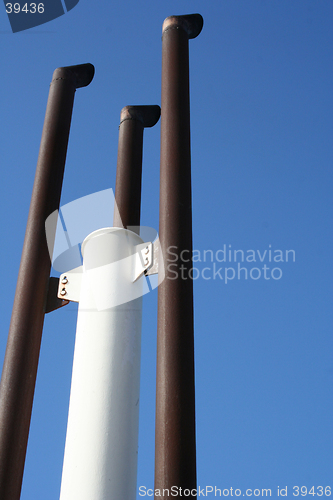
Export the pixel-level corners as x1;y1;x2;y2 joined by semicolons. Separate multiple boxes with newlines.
0;1;332;499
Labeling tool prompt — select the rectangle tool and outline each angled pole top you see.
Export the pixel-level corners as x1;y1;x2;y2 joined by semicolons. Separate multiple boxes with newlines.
52;63;95;89
120;105;161;128
162;13;203;39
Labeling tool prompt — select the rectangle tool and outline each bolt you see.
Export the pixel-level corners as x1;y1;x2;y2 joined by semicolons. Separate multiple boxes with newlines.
145;257;149;266
145;246;149;255
60;288;67;296
61;276;68;284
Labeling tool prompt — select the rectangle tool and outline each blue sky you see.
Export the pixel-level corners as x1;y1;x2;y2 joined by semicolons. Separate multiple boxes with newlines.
0;1;332;498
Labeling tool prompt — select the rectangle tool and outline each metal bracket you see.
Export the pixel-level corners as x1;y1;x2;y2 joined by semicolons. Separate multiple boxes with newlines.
45;277;70;313
54;240;161;303
132;239;162;282
133;242;153;282
57;266;83;303
145;239;161;277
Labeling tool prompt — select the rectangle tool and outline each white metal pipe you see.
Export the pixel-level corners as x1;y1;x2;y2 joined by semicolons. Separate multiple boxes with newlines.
59;227;144;500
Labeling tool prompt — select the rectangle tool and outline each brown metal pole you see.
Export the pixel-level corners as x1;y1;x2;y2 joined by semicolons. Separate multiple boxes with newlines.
0;63;94;500
113;105;160;230
155;14;203;499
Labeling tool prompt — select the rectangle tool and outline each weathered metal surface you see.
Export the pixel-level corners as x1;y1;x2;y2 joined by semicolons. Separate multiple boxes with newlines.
155;14;203;499
0;63;94;500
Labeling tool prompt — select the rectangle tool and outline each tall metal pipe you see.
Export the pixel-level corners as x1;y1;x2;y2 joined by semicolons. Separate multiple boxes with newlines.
0;63;94;500
155;14;203;499
59;227;146;500
113;105;160;230
59;104;160;499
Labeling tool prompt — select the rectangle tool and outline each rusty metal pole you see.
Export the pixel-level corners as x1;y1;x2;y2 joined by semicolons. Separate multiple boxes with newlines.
113;105;160;230
155;14;203;498
0;63;94;500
